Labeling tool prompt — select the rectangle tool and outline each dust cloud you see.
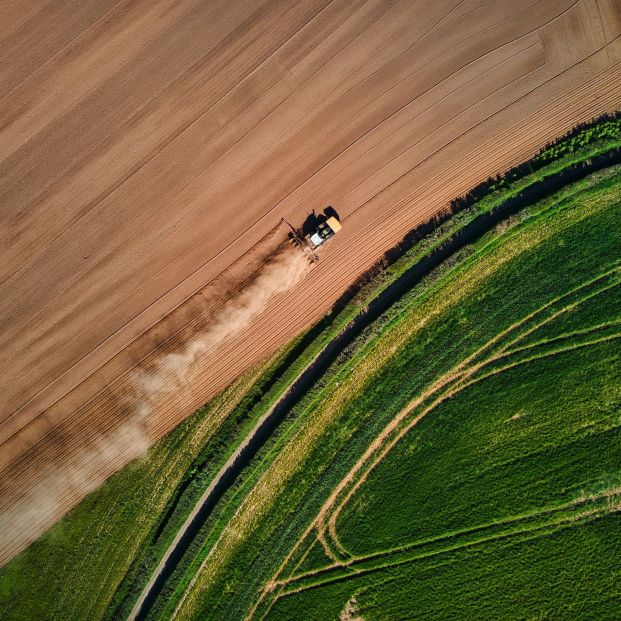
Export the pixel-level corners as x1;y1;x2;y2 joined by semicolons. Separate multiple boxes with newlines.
132;244;311;415
0;244;310;564
0;415;149;562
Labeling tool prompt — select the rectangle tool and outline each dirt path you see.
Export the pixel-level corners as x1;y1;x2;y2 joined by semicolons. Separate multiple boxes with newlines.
1;0;621;564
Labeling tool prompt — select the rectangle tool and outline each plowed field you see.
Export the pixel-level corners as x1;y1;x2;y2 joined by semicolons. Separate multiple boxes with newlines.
1;0;620;564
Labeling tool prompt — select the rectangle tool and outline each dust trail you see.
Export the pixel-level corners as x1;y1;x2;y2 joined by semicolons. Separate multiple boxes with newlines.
0;243;310;566
0;414;150;563
133;243;311;418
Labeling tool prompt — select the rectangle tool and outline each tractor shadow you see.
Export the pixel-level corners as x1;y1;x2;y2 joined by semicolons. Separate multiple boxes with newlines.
324;205;340;222
301;206;340;235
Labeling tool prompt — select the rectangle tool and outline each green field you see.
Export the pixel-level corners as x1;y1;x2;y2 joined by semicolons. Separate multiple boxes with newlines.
177;166;621;620
0;117;620;621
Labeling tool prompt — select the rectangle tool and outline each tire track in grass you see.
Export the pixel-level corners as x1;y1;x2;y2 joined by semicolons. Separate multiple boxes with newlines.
324;329;621;562
317;265;621;560
323;283;621;559
276;488;621;598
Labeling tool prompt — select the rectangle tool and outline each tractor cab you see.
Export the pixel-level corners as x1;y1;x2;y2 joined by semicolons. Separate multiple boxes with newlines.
309;216;342;249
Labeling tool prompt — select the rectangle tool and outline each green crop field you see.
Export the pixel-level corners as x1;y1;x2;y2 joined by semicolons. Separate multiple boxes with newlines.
1;117;619;621
256;170;621;621
174;166;621;621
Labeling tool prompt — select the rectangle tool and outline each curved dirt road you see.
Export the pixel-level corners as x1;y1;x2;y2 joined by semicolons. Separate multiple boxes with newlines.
1;0;621;563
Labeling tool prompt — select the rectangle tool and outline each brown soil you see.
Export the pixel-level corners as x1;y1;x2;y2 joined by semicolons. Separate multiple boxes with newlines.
1;0;620;564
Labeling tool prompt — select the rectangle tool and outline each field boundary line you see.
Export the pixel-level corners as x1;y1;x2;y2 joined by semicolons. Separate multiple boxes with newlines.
279;500;619;598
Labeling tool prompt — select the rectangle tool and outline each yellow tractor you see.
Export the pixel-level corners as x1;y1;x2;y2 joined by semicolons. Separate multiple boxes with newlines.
285;208;342;262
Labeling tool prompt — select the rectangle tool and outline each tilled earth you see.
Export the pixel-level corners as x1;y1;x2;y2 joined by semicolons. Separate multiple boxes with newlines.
1;0;620;564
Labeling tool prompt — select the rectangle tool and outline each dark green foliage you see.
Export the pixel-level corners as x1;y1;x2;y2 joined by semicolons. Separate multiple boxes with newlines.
267;513;621;621
449;111;621;213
